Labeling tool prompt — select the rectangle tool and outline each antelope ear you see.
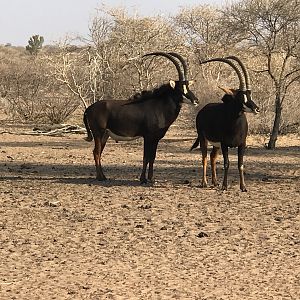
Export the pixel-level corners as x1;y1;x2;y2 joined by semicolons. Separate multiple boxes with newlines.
188;80;195;86
169;80;176;89
218;86;235;95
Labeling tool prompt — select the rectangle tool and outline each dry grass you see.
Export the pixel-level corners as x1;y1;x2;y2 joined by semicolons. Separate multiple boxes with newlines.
0;107;299;299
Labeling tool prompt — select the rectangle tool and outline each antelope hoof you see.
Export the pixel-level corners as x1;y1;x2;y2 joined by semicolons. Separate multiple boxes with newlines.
241;187;247;192
222;185;227;191
148;178;155;185
200;181;208;188
96;175;107;181
140;178;148;185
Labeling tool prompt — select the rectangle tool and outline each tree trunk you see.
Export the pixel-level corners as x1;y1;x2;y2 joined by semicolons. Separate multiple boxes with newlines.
267;95;282;149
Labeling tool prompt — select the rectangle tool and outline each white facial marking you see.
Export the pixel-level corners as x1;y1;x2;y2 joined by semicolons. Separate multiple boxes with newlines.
243;94;248;103
243;104;254;113
183;84;188;94
183;97;195;105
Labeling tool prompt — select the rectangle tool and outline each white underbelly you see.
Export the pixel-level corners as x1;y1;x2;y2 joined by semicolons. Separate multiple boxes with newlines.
107;129;141;142
208;140;221;148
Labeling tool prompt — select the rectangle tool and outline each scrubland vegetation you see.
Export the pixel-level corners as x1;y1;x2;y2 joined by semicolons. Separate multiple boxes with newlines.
1;0;300;148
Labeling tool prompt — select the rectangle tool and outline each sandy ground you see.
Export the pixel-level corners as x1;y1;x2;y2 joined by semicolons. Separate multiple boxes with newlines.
0;108;299;299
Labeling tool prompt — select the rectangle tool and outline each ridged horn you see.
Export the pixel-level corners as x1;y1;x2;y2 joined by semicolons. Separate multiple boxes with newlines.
168;52;188;80
225;56;251;90
143;52;184;81
200;57;246;91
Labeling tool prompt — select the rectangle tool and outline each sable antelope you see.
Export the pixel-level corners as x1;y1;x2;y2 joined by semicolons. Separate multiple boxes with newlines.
191;56;259;191
84;52;198;183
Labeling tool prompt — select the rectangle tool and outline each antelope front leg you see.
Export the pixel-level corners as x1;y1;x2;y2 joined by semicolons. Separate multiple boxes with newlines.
93;136;107;181
140;138;149;184
210;146;219;186
238;144;247;192
200;142;208;188
140;160;148;184
147;140;159;183
221;144;229;191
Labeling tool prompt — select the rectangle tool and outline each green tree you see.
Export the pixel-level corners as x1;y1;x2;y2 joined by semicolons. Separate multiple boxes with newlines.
26;34;44;56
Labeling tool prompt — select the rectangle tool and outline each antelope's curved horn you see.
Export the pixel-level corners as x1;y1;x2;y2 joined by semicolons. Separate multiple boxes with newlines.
225;56;251;90
143;52;184;81
200;57;246;91
168;52;188;80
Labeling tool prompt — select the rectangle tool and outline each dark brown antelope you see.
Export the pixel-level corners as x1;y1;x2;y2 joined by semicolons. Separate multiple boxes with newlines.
84;52;198;183
191;56;259;191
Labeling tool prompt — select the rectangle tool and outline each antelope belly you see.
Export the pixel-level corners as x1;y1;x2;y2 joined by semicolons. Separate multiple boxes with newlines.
107;129;141;142
208;140;221;148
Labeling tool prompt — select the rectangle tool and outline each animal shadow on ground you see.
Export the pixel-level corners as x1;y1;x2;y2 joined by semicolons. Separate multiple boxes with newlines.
1;142;299;188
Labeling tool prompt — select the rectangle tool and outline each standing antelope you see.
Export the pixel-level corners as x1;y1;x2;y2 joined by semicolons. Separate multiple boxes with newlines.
84;52;198;183
191;56;259;191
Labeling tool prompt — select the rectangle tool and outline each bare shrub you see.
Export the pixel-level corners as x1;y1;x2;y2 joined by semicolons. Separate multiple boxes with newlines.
0;46;79;124
48;9;187;110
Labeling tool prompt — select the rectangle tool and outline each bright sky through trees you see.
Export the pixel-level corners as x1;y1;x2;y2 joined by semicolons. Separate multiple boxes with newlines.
1;0;225;46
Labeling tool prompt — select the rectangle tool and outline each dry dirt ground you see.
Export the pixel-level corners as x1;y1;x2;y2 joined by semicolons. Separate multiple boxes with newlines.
0;108;299;300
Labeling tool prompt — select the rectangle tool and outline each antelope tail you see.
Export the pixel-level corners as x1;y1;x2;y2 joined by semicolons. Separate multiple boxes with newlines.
190;137;200;151
83;111;93;142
